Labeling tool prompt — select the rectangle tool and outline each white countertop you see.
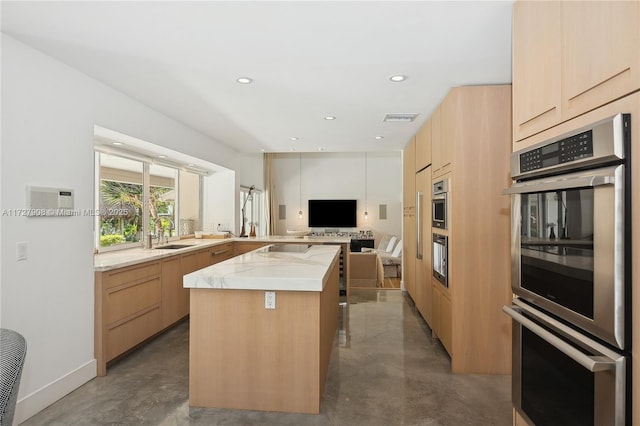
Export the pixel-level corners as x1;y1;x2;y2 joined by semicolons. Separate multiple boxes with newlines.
94;235;350;271
183;244;341;292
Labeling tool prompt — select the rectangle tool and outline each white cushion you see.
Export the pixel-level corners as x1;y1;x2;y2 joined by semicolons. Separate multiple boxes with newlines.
378;235;391;251
391;240;402;257
386;236;398;253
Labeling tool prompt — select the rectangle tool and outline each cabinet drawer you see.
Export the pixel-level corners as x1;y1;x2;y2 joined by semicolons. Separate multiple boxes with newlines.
104;262;161;289
106;306;162;360
106;277;161;325
211;243;234;264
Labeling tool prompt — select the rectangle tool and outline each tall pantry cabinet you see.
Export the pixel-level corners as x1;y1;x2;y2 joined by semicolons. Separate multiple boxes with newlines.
415;117;432;322
403;85;512;374
402;138;416;299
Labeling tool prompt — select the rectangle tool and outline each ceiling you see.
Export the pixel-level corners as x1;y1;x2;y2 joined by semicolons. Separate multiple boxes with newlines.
1;1;514;154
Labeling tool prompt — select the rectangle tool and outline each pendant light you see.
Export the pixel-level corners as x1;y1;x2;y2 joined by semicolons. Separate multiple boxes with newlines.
298;153;303;219
364;152;368;220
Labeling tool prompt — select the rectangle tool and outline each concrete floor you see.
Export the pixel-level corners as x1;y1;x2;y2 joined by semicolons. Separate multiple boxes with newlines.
21;290;512;425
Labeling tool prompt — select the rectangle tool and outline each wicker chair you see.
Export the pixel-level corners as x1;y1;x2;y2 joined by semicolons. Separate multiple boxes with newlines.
0;329;27;426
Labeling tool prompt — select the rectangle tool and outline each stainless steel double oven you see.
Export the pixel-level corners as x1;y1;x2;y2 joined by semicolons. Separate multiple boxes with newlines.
503;113;631;425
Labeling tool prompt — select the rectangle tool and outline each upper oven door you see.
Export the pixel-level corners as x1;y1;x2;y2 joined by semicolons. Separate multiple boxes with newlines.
504;164;627;349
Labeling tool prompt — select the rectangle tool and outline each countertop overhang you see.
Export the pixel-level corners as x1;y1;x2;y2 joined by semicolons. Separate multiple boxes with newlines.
183;244;341;292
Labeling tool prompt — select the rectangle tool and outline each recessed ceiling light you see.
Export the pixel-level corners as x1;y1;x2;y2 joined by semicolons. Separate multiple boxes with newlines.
318;148;324;152
158;155;168;159
324;116;336;121
290;137;299;141
290;148;296;152
236;77;253;84
375;136;384;140
389;75;408;82
261;149;266;152
112;142;124;146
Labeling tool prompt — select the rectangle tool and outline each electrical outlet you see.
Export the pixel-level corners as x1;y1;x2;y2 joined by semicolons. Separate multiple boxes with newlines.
265;291;276;309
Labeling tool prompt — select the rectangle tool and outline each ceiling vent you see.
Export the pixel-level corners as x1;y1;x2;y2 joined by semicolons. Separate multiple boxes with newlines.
383;113;419;123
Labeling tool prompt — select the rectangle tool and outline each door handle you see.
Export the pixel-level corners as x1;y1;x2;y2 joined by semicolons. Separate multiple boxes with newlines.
503;305;615;372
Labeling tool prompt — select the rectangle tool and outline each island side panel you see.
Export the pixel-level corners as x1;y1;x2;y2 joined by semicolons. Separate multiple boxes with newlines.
189;288;323;414
319;260;339;395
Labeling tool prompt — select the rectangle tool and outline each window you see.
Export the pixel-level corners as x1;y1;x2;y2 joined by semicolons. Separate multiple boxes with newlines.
96;152;202;251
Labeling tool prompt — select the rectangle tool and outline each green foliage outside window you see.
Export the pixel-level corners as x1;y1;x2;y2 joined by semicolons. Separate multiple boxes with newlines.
99;180;174;246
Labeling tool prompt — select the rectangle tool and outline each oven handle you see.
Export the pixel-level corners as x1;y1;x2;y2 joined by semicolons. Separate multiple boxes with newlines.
503;305;615;372
502;174;614;195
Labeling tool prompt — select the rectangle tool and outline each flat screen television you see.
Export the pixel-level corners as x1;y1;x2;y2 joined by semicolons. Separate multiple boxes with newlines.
308;199;357;228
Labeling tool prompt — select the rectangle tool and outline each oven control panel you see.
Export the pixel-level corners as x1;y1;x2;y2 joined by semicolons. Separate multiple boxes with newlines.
519;130;594;173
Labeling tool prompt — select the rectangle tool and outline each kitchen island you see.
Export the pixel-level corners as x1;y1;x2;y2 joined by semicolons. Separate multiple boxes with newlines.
183;244;341;414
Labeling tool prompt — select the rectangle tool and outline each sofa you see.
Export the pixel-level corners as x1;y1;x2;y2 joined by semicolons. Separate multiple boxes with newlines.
349;235;402;288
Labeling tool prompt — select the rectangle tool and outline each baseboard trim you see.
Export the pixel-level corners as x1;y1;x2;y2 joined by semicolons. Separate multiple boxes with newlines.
14;359;96;424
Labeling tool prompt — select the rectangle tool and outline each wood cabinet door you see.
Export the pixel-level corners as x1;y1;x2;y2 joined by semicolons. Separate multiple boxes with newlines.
403;137;416;208
439;289;453;356
415;168;432;325
561;1;640;121
431;281;452;356
431;281;441;339
432;89;456;178
512;0;562;144
196;248;213;269
211;243;234;264
431;105;442;175
415;118;432;172
162;256;189;327
439;89;456;176
403;212;416;299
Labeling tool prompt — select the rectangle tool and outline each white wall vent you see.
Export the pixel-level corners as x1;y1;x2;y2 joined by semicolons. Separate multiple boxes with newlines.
383;113;419;122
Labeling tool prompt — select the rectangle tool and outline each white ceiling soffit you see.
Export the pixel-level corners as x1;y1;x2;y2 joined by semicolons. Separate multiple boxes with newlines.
1;1;514;154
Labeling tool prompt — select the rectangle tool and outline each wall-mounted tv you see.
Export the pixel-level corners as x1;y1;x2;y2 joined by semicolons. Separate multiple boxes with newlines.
308;199;357;228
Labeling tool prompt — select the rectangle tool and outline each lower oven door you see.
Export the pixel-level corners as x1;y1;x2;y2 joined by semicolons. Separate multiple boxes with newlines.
504;299;628;426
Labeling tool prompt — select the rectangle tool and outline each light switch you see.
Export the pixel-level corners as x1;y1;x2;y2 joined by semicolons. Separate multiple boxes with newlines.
16;242;27;261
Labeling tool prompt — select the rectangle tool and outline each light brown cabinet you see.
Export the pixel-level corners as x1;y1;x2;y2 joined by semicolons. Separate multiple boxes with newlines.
403;137;417;300
512;0;562;142
513;0;640;146
431;104;452;178
431;280;452;355
403;211;416;300
95;261;163;376
561;1;640;121
196;242;234;268
403;137;416;208
96;241;238;376
406;85;512;373
414;168;432;324
415;118;432;171
161;256;189;328
234;241;268;256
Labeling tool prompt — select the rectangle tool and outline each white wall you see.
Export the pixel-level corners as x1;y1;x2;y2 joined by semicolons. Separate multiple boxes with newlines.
0;35;261;423
271;152;402;240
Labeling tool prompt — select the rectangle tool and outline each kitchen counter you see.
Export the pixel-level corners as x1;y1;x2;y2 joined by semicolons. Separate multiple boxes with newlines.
94;235;351;271
183;244;341;291
188;243;340;414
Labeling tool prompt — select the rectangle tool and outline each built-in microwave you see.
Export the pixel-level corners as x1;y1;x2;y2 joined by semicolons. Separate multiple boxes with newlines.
432;179;448;229
433;233;448;287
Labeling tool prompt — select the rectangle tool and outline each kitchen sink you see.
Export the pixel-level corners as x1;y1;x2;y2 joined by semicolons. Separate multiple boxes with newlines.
154;244;194;250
